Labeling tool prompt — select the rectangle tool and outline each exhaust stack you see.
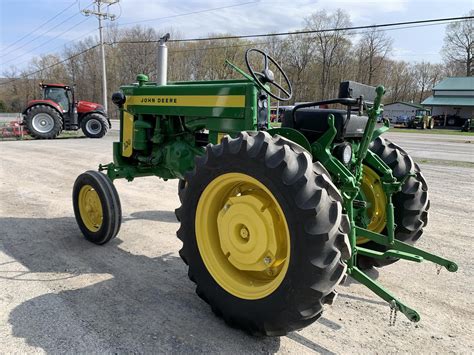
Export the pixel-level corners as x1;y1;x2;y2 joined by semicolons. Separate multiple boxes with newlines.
157;33;170;86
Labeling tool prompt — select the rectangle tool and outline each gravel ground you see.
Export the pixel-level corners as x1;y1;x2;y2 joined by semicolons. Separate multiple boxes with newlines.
0;132;472;353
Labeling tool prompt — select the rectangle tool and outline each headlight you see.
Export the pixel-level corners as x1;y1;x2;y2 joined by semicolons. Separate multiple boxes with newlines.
342;144;352;164
112;92;126;107
335;143;352;165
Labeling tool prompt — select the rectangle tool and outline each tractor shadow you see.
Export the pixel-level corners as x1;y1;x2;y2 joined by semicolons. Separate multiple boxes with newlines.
337;268;387;306
0;216;337;353
122;210;178;223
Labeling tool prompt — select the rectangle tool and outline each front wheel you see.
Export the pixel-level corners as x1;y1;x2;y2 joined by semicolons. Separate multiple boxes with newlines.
73;170;122;244
176;132;350;336
81;113;109;138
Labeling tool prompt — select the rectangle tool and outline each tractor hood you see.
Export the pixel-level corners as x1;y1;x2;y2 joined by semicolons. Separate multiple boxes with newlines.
77;100;105;114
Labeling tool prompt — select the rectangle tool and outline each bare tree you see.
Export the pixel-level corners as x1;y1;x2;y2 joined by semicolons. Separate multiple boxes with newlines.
282;33;316;102
304;9;352;99
442;11;473;76
356;28;393;85
414;61;434;102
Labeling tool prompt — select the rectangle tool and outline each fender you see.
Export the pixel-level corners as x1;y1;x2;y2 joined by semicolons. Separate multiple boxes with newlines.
77;100;110;126
22;100;63;116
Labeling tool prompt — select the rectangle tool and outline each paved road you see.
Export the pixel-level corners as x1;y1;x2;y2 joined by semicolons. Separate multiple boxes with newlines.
385;132;473;163
0;133;472;353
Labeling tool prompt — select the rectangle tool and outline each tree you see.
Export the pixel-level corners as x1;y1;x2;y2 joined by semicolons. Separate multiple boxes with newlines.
442;11;473;76
356;28;393;85
304;9;352;99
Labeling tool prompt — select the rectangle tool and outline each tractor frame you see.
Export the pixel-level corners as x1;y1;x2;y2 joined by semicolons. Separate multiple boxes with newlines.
75;35;458;331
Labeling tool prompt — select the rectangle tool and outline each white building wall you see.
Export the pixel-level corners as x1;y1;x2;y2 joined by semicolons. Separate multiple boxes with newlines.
383;103;419;120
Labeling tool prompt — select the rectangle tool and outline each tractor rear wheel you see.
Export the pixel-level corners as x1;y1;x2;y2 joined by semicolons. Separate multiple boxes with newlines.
176;131;350;336
24;104;62;139
81;113;109;138
178;179;186;203
357;137;429;269
73;170;122;245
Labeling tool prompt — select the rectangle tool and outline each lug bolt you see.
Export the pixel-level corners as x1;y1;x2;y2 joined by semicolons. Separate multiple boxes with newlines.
264;256;272;265
240;227;249;239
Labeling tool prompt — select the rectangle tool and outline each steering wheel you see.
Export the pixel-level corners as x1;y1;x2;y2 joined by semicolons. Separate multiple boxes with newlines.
245;48;292;101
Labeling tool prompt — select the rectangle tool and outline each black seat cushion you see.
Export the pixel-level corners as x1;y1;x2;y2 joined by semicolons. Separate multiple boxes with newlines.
281;108;368;142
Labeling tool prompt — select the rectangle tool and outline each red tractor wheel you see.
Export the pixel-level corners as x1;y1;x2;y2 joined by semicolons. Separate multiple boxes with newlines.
24;105;62;139
81;113;109;138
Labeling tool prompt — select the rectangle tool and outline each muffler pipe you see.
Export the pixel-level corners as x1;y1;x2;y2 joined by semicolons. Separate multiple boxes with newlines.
157;33;170;86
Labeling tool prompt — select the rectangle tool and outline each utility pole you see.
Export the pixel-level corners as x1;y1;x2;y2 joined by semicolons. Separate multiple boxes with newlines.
81;0;119;114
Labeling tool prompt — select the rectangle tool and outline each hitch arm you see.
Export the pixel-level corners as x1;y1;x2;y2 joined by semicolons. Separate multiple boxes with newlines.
355;227;458;272
348;266;420;322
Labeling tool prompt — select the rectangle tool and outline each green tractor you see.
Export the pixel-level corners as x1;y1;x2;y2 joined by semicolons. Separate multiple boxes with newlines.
72;35;457;336
408;108;434;129
461;117;473;132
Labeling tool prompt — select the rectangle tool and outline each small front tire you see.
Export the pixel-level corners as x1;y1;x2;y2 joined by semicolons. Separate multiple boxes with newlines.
73;170;122;244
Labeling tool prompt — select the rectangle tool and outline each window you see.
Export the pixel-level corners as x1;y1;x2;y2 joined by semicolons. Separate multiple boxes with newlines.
44;87;69;112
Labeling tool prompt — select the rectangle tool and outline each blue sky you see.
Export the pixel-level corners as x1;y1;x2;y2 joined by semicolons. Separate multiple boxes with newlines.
0;0;473;74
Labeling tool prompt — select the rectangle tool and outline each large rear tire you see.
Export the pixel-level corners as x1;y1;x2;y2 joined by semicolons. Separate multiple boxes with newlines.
73;170;122;245
81;113;109;138
24;105;62;139
358;137;429;269
176;131;350;336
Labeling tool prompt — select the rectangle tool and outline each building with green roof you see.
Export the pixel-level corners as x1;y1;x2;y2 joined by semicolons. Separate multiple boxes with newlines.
422;77;474;126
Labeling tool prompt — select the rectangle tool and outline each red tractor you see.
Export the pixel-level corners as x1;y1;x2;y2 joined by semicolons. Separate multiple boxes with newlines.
22;83;110;139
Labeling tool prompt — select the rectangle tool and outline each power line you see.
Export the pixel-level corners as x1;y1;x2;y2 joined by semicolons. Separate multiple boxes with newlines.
1;15;472;86
120;21;464;53
163;20;466;53
0;2;94;59
1;1;78;53
114;15;474;44
81;0;121;114
0;44;100;87
1;17;92;66
115;1;259;27
3;28;98;70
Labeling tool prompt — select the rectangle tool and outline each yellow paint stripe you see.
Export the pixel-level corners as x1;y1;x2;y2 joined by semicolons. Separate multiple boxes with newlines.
122;107;134;157
126;95;245;108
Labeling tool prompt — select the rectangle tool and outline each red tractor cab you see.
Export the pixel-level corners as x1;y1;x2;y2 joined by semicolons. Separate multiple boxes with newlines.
22;83;110;139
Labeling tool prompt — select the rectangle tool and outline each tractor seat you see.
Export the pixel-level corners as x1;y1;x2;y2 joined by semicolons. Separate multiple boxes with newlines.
281;108;368;142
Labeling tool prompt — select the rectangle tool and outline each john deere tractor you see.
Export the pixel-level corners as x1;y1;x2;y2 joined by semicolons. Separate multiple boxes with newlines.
72;35;457;336
23;83;110;139
408;108;434;129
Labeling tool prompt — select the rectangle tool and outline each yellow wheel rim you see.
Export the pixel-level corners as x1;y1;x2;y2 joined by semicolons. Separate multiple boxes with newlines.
195;173;290;300
78;184;103;232
357;165;387;244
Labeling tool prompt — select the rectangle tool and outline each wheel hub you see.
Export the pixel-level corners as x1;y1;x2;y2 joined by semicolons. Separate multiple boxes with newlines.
217;194;278;272
195;172;290;300
78;185;103;232
86;118;102;135
357;165;387;244
31;113;55;133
